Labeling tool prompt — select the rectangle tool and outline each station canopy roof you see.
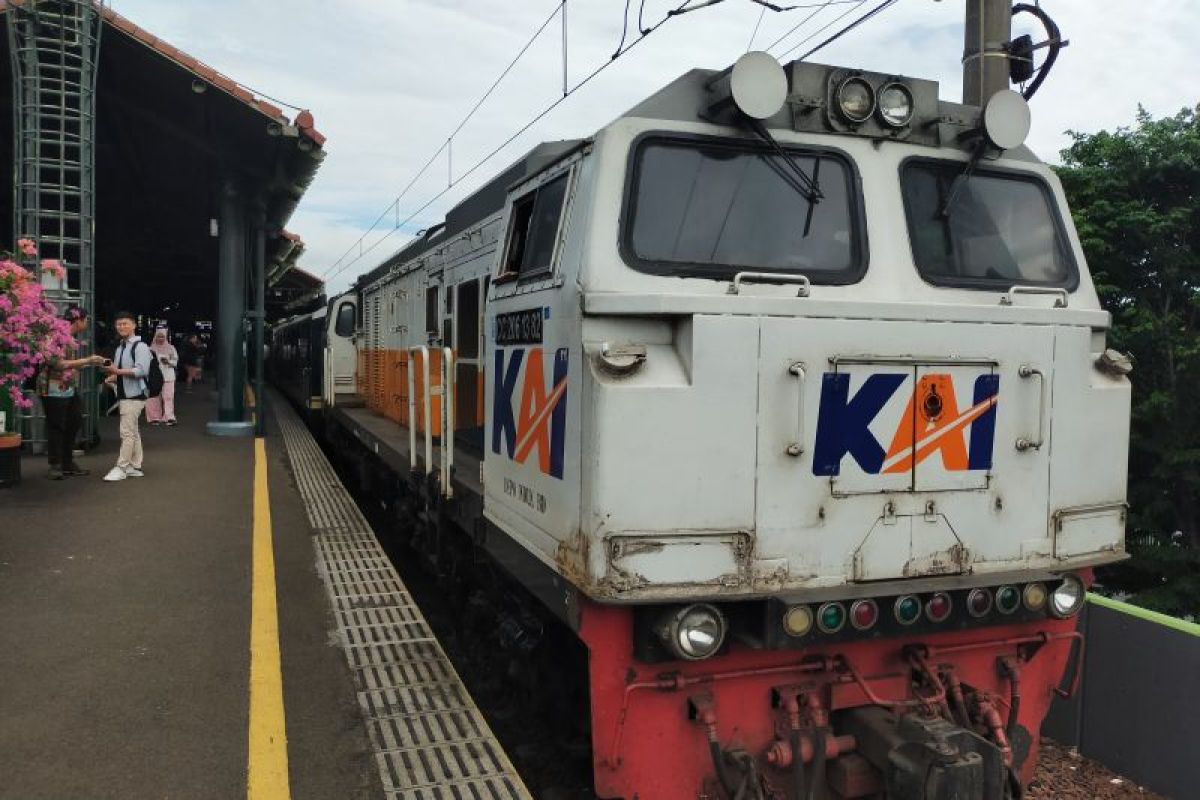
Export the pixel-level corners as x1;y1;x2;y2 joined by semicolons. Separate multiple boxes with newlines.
0;2;327;324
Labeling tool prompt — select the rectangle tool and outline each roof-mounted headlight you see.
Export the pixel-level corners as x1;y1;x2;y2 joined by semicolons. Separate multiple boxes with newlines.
836;76;874;124
877;82;914;127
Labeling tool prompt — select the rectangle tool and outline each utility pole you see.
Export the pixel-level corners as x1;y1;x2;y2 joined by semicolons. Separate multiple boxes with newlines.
962;0;1012;106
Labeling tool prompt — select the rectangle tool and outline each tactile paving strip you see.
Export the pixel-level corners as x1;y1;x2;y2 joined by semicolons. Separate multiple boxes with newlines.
274;397;532;800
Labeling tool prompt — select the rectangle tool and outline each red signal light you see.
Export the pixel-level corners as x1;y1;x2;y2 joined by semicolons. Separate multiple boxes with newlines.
967;588;993;618
925;592;952;622
850;599;879;630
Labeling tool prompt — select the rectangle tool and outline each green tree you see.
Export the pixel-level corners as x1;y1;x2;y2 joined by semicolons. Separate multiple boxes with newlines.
1056;105;1200;616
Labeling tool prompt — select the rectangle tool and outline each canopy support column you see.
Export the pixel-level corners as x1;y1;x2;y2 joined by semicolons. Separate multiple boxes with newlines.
207;177;253;437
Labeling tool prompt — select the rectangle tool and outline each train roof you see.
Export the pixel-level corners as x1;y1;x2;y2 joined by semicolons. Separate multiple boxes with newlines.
353;139;585;292
344;58;1040;297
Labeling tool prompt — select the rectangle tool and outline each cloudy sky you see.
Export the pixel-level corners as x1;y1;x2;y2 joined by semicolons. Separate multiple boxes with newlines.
108;0;1198;292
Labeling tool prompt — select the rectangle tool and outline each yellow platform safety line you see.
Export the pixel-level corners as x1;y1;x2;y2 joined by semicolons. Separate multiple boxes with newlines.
249;437;291;799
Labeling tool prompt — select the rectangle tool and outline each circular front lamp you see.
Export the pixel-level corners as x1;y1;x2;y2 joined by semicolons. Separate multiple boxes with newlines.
850;599;879;631
996;586;1021;615
877;82;914;127
894;595;922;626
783;604;814;638
967;588;993;618
925;592;953;623
1023;582;1048;612
663;604;726;661
1049;575;1086;619
817;602;847;634
836;76;875;124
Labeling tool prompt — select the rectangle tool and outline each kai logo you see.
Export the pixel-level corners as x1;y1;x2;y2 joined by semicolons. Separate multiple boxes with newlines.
493;347;569;479
813;372;999;477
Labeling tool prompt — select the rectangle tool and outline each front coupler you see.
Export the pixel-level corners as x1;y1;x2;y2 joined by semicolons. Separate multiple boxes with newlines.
838;706;1009;800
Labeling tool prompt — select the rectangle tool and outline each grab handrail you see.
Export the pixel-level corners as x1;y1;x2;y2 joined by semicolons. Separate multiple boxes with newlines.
407;346;432;473
441;347;455;498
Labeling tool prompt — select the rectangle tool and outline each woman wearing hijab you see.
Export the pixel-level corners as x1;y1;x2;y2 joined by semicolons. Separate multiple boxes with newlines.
146;327;179;426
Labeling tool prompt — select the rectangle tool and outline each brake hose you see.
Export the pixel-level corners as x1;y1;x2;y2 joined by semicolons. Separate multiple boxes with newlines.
806;728;827;800
789;727;807;800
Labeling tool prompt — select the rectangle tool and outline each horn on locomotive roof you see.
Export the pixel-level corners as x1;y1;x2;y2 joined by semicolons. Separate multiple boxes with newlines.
704;51;787;121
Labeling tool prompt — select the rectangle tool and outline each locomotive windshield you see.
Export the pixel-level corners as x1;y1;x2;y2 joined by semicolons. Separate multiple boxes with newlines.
623;136;862;280
901;159;1077;288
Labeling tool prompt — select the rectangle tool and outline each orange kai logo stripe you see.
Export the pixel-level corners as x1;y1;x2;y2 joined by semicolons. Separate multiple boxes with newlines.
882;395;998;474
513;377;568;463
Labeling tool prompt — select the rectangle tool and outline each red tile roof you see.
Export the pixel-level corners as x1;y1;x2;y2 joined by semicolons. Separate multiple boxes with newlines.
0;0;325;146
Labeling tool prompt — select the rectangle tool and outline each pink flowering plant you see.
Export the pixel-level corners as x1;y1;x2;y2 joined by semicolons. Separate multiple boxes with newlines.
0;239;76;415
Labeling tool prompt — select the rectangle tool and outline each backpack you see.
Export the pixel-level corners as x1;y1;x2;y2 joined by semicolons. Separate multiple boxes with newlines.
138;341;165;399
118;340;163;399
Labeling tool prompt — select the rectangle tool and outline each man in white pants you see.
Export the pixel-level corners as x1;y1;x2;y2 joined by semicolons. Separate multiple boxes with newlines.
103;311;152;482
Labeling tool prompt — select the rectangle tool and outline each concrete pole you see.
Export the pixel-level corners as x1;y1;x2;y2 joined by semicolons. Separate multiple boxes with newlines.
253;218;267;437
963;0;1012;106
214;177;246;425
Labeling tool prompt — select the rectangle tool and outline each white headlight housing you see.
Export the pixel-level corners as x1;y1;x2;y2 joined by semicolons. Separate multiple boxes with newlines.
663;604;727;661
877;82;914;127
836;76;875;124
1049;575;1086;618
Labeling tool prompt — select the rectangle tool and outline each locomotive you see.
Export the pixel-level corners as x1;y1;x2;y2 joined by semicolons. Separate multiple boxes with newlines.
271;53;1130;800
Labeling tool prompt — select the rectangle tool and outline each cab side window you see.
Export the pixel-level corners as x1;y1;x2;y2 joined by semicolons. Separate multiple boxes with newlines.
425;285;440;339
499;172;569;280
334;302;355;337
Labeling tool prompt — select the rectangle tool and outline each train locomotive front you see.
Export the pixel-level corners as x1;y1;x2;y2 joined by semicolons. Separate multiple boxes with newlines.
302;55;1131;800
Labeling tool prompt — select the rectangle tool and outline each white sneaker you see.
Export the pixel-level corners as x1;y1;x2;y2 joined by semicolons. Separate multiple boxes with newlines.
103;467;127;482
124;467;145;478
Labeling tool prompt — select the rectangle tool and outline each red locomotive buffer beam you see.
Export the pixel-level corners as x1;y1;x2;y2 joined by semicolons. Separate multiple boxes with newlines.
580;598;1084;799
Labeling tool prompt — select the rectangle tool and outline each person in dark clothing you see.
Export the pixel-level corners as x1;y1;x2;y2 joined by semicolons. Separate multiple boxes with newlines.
180;333;205;391
38;305;105;479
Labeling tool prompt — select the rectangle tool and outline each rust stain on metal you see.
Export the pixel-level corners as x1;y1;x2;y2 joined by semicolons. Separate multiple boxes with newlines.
554;529;592;589
902;543;967;577
612;540;666;558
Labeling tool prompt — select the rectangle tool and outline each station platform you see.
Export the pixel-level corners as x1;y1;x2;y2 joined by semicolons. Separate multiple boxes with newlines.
0;389;529;800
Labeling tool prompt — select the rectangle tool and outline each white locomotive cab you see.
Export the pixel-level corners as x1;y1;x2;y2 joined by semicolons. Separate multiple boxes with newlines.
323;292;358;407
481;62;1130;603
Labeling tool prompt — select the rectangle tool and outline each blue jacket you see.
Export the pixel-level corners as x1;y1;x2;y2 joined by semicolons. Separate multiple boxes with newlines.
114;335;152;399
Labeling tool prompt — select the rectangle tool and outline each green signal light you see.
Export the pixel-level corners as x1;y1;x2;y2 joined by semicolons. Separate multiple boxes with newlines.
996;586;1020;614
817;602;846;633
895;595;921;625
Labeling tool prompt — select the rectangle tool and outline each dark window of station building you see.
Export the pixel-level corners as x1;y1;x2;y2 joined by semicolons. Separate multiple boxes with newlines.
622;136;864;282
334;302;355;337
500;172;570;280
900;160;1077;289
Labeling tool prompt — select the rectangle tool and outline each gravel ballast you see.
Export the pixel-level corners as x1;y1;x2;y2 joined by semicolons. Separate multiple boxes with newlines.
1028;739;1168;799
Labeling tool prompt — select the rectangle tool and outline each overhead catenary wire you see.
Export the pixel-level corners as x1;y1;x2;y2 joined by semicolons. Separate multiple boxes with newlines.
768;0;866;56
775;0;896;61
323;0;697;283
324;0;902;284
322;2;565;279
782;0;897;61
746;5;767;50
760;0;862;52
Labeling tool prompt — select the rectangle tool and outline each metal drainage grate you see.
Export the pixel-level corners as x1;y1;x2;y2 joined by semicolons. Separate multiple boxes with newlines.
274;397;532;800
